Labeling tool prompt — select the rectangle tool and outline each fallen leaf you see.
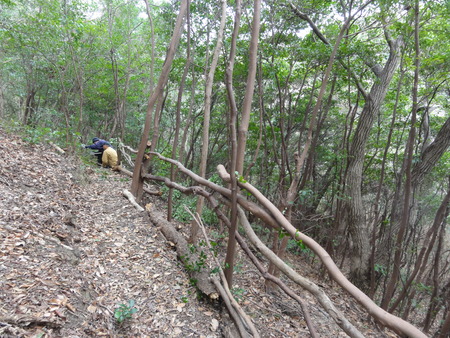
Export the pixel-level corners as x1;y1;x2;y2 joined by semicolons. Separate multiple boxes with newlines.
211;318;219;331
66;303;76;312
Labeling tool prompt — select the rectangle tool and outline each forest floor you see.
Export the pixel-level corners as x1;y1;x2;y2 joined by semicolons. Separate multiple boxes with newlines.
0;125;398;337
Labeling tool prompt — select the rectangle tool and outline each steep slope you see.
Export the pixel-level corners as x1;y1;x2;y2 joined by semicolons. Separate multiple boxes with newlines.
0;125;396;337
0;127;224;337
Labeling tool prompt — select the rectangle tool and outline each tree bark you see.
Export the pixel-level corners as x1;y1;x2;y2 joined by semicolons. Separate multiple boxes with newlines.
190;0;227;243
147;209;218;298
130;0;188;200
223;0;242;287
344;33;403;288
381;1;420;308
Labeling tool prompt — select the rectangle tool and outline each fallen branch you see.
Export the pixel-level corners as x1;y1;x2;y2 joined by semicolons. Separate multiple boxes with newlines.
198;192;319;337
48;141;65;155
214;198;319;338
122;189;145;211
217;164;427;338
117;142;136;168
118;167;162;196
212;278;250;338
146;209;218;298
117;139;151;168
0;315;62;329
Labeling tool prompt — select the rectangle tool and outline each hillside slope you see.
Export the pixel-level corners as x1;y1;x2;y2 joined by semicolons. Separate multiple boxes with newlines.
0;125;394;337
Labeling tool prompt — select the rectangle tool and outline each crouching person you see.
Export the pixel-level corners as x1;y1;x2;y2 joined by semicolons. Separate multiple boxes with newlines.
102;142;119;169
85;137;107;165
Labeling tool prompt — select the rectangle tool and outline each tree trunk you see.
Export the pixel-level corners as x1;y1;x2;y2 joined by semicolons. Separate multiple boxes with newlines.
190;0;227;243
235;0;261;176
368;59;406;297
168;10;191;222
130;0;188;200
344;34;403;288
223;0;242;287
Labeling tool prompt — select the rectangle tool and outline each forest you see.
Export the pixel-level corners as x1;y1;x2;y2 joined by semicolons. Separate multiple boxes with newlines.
0;0;449;337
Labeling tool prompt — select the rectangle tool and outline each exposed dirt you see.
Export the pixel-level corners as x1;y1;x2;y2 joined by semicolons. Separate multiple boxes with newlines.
0;125;397;337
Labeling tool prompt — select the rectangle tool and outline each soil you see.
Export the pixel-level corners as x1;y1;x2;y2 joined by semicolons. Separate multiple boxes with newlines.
0;125;397;337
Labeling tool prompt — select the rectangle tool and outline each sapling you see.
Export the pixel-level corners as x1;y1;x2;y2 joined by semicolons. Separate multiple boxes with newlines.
114;300;138;324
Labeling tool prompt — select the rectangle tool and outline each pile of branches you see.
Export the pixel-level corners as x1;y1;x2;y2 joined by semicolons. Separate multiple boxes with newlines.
118;144;427;338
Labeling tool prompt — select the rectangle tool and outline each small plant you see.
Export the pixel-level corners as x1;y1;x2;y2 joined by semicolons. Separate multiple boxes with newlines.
374;264;387;276
182;244;208;273
114;300;138;324
231;287;246;302
233;261;244;273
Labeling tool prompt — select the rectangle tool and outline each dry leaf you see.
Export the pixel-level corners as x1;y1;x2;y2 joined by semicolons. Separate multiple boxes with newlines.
211;318;219;331
66;303;76;312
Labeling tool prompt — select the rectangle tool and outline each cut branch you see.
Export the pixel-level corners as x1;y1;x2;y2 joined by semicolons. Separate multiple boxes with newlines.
122;189;145;212
217;165;427;338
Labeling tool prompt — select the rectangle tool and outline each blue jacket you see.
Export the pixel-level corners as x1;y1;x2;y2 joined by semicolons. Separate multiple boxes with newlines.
85;139;107;151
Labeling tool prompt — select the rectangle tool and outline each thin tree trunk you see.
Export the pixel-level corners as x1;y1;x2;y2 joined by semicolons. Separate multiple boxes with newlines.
190;0;227;243
130;0;188;200
143;0;155;95
381;1;420;309
235;0;261;176
168;3;191;222
223;0;241;287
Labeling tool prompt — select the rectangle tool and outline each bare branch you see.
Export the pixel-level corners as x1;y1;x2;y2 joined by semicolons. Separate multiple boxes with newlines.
217;165;427;338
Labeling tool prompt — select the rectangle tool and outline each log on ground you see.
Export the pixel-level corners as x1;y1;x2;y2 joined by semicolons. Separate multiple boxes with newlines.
146;210;218;298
